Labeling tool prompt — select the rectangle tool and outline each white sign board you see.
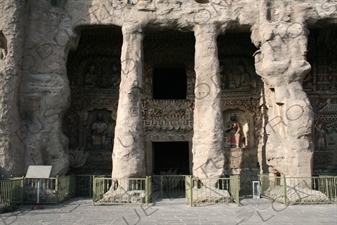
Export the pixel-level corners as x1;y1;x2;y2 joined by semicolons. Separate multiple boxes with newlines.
26;165;52;179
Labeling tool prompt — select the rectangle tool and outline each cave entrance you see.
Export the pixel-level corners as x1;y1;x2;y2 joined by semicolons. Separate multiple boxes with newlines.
153;142;190;175
153;68;187;99
152;141;190;199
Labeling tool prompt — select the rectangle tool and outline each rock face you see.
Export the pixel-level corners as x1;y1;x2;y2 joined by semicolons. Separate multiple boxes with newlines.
17;0;74;177
251;2;313;177
3;0;337;179
0;0;77;177
0;1;25;177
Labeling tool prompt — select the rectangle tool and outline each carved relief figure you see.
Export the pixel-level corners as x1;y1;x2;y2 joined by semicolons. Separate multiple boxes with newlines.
111;64;121;87
238;64;251;88
219;58;258;90
92;113;108;148
219;65;226;90
85;65;97;86
225;113;241;148
228;74;236;90
0;39;6;60
315;121;327;149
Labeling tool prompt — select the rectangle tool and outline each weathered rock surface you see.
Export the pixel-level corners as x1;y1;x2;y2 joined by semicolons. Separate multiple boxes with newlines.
100;189;146;204
17;0;75;176
265;185;331;204
0;0;25;177
111;23;146;179
251;1;314;177
192;24;225;179
1;0;336;179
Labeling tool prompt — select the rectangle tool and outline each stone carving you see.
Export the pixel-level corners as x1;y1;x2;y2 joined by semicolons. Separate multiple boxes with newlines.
146;133;193;141
83;62;121;89
142;99;194;132
142;64;153;98
84;65;98;86
0;36;6;60
314;152;334;167
91;113;108;148
3;0;337;180
314;121;327;149
0;32;7;70
251;2;313;178
225;113;242;148
219;58;257;91
68;147;90;168
186;67;196;98
223;109;250;149
84;109;115;150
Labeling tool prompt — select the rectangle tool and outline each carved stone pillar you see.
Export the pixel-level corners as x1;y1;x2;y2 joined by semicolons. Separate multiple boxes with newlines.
112;23;145;178
192;24;225;179
0;1;25;177
251;1;313;178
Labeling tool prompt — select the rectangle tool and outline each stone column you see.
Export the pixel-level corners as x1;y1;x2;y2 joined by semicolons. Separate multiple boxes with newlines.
192;24;225;179
112;22;145;178
251;2;313;178
0;1;25;177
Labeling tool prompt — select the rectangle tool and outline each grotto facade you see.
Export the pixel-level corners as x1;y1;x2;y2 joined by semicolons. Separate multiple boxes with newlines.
1;0;337;181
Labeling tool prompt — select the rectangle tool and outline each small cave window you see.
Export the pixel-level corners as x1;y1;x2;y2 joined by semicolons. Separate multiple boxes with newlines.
153;68;187;99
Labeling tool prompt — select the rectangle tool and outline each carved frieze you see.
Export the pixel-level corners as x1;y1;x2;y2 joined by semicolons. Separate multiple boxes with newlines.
142;99;194;133
310;98;337;152
313;152;334;168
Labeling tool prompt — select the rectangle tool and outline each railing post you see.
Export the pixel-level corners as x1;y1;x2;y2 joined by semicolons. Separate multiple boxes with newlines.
237;175;240;206
283;175;287;205
21;176;24;205
55;176;59;204
335;176;337;203
89;175;93;198
92;176;96;206
160;176;163;198
186;176;193;207
324;176;330;197
145;176;150;206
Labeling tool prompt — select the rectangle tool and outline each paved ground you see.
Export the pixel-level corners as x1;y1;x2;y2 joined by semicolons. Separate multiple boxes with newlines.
0;198;336;225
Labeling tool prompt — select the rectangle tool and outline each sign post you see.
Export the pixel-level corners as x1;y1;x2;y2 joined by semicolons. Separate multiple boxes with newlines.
25;165;52;210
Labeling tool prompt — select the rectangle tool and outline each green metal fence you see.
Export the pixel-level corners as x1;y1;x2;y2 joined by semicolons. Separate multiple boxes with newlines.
24;175;76;204
259;174;337;205
93;176;151;206
185;176;240;206
75;175;93;197
55;175;76;204
0;177;24;209
152;175;186;199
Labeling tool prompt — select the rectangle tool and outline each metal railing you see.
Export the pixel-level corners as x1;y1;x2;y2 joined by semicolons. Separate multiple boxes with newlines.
24;175;76;204
0;177;24;209
240;173;259;197
56;175;76;204
259;174;337;205
75;175;93;197
152;175;186;199
186;176;240;206
93;176;151;206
